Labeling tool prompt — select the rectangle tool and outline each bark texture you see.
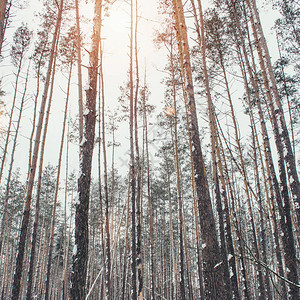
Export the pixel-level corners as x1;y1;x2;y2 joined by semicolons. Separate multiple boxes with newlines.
172;0;225;298
70;0;102;298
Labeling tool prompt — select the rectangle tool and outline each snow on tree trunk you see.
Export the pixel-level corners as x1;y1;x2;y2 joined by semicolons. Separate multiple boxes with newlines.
172;0;225;298
70;0;101;299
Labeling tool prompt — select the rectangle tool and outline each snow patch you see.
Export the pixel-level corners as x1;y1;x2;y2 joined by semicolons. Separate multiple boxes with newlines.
74;195;80;206
73;245;77;256
83;107;90;116
84;79;90;91
80;137;87;147
214;261;223;269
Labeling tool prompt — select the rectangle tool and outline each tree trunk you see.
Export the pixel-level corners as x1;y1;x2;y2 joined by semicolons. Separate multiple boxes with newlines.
172;0;225;298
170;76;186;300
134;3;143;298
191;1;232;297
26;45;59;300
11;1;63;297
121;182;131;300
130;0;137;298
100;41;111;300
44;62;72;300
0;0;8;55
97;66;105;300
142;79;155;300
70;0;102;298
75;0;83;141
62;122;70;300
218;128;251;300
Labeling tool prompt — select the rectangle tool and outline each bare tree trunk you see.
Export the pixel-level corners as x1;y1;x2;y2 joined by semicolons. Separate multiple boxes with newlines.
129;0;137;299
62;121;70;300
44;62;72;300
133;3;143;299
63;196;73;300
168;60;197;300
0;0;8;55
217;128;251;300
215;136;241;300
33;219;45;296
75;0;83;141
11;1;63;297
26;44;59;300
170;80;186;300
169;22;204;297
172;0;225;298
96;62;105;300
251;122;272;298
36;223;47;297
142;80;155;300
1;217;12;299
100;39;111;300
121;180;131;300
97;69;105;300
190;1;233;297
70;0;102;298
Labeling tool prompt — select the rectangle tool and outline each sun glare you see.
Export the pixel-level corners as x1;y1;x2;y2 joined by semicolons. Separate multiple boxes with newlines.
104;4;131;32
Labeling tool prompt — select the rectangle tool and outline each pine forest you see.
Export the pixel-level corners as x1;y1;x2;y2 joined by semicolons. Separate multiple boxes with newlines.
0;0;299;299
